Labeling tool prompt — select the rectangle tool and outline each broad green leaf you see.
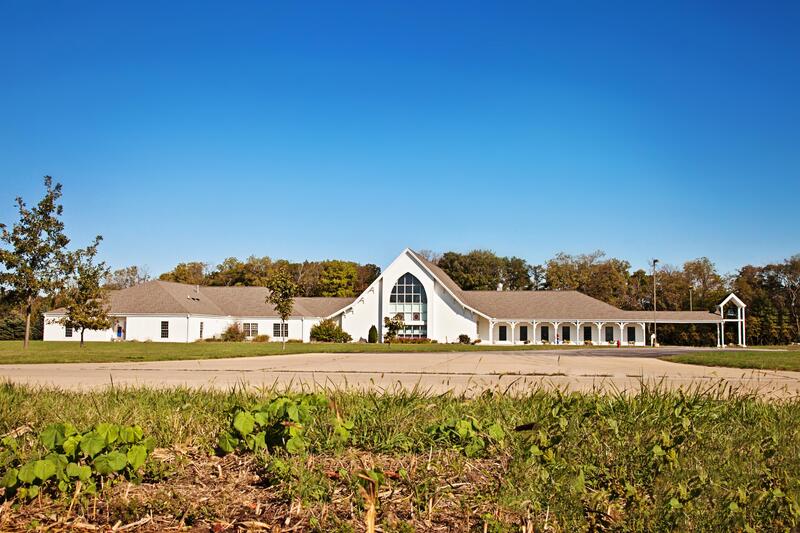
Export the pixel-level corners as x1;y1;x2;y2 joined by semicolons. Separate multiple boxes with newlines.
254;412;270;426
18;462;36;484
80;432;106;457
233;412;255;436
1;435;18;451
142;436;157;452
127;445;148;471
0;467;18;488
286;403;300;423
217;431;238;454
120;425;144;444
93;451;127;475
572;470;586;494
285;436;306;454
27;485;39;498
668;497;683;509
66;462;92;481
62;435;82;457
32;459;57;481
40;424;66;451
95;423;120;445
486;423;505;442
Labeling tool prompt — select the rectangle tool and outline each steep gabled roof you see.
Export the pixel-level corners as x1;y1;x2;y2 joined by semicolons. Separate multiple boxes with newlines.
408;250;467;299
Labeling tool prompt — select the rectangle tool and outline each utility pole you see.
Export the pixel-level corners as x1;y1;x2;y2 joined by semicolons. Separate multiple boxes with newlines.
689;288;693;312
651;259;659;346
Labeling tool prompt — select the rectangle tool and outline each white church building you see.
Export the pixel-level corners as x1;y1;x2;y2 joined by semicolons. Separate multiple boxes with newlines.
44;248;746;347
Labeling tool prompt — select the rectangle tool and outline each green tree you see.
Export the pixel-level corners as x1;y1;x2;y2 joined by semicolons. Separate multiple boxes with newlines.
438;250;504;290
318;260;360;297
61;237;112;346
383;313;405;344
777;255;800;342
368;325;378;343
683;257;726;310
264;268;298;350
0;177;71;349
159;262;209;285
105;265;150;289
502;257;532;290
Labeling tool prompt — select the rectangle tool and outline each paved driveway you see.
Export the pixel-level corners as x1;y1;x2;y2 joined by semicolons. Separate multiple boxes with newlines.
1;348;798;398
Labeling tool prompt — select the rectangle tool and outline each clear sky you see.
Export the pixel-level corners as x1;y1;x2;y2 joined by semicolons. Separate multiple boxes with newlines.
1;1;798;276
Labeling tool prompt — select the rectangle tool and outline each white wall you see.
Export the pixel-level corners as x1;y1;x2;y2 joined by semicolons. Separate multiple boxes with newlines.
339;280;382;342
125;315;190;342
43;315;116;342
339;250;479;344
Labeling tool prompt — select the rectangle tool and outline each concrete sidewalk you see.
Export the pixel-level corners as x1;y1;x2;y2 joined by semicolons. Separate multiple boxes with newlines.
1;348;799;398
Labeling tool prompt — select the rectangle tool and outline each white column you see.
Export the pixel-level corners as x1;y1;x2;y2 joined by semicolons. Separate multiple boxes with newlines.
742;308;747;347
618;322;625;344
510;321;517;345
553;321;561;344
532;320;538;344
489;320;494;344
716;322;721;347
721;320;725;348
575;321;581;345
596;322;603;345
640;323;646;346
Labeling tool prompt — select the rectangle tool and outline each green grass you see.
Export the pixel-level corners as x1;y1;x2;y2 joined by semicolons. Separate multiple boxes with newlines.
1;383;799;530
0;340;594;365
664;347;800;372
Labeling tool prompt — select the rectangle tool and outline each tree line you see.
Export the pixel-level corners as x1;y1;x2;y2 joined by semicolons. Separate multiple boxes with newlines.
2;179;798;346
423;249;800;346
153;258;381;298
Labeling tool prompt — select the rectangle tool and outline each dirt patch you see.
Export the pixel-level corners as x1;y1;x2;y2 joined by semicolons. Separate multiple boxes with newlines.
0;447;520;532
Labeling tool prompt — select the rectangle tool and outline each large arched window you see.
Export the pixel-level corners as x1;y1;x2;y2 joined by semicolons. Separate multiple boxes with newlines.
388;273;427;338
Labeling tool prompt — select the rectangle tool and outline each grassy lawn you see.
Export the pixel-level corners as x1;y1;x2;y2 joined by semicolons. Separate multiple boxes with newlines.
664;347;800;372
0;340;595;365
0;384;798;531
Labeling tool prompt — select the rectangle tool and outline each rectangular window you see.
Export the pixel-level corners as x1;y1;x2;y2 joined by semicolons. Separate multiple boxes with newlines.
273;323;288;338
160;321;169;339
243;323;258;337
65;325;73;338
583;326;592;342
199;322;204;339
562;325;571;342
519;325;528;342
498;325;507;341
541;326;549;342
627;326;636;343
605;326;614;343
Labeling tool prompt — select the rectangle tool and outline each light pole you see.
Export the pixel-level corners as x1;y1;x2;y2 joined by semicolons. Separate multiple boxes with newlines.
651;259;659;346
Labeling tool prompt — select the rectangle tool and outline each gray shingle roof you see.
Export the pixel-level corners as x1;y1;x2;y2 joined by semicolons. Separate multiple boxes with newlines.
47;280;355;318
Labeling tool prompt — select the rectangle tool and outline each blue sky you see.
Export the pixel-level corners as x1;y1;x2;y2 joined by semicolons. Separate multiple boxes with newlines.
1;1;798;276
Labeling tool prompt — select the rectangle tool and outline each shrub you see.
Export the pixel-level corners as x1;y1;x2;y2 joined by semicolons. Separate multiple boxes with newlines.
392;337;436;344
252;335;270;343
368;325;378;344
221;323;245;342
458;334;471;344
310;319;352;343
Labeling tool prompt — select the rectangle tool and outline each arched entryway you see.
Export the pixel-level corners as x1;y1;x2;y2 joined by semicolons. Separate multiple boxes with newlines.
388;273;428;339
